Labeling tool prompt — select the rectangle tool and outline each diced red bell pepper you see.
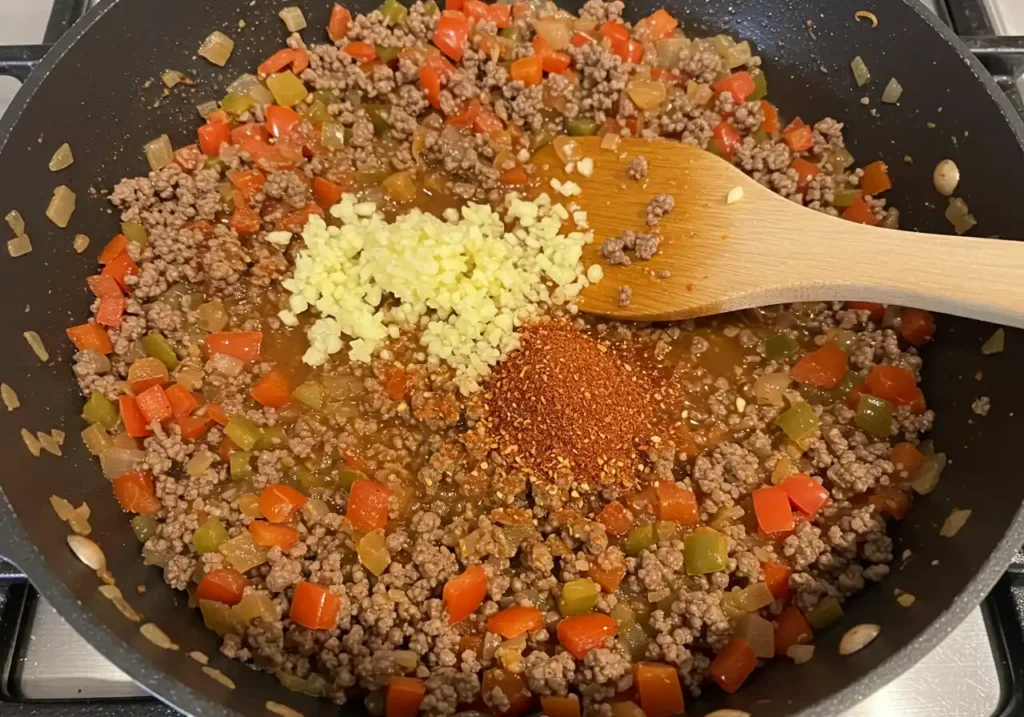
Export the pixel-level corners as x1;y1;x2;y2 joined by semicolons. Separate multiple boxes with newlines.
419;65;443;109
774;605;813;654
781;475;830;516
387;677;427;717
165;384;199;419
198;121;232;157
443;565;488;624
891;442;926;479
67;322;113;354
790;157;820;190
434;12;470;62
98;234;128;265
556;613;617;659
176;414;213;441
328;4;352;42
782;121;813;152
847;301;884;319
752;485;795;535
488;3;511;28
761;560;792;600
710;636;757;693
655;483;699;525
136;385;173;424
600;21;630;43
343;41;378;62
195;568;248;606
596;501;633;536
87;274;123;299
761;101;780;135
644;8;678;42
250;520;300;551
487;605;545;638
312;176;348;208
864;364;919;407
120;395;152;437
112;471;160;515
842;195;880;226
510;55;543;86
791;341;848;388
712;121;741;159
251;368;292;408
290;581;341;629
258;48;309;78
95;296;126;328
259;484;308;524
860;160;892;196
205;331;263;362
899;308;935;346
610;37;643;63
347;479;392;532
230;200;261;237
101;251;139;292
713;71;756;103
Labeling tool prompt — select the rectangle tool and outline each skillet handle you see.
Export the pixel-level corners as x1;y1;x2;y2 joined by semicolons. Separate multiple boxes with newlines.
0;46;48;82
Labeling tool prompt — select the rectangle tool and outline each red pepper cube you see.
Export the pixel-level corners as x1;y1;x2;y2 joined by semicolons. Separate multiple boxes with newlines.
752;485;795;535
781;475;830;516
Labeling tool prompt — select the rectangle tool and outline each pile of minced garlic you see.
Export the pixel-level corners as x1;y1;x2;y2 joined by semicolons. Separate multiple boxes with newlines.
279;193;601;393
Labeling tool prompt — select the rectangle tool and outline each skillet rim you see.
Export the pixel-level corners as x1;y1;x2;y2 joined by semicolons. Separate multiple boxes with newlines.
0;0;1023;716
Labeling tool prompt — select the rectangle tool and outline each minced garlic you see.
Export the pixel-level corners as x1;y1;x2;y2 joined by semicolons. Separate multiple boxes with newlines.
282;194;596;393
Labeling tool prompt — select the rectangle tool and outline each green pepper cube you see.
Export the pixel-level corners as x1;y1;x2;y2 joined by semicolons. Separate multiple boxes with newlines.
774;401;820;445
292;382;324;410
805;595;844;629
229;451;252;480
748;69;768;101
567;118;599;137
254;425;288;451
684;529;728;575
625;524;655;555
193;518;229;554
855;394;893;437
559;578;598;616
379;0;408;25
82;391;119;429
764;333;799;361
224;415;262;451
141;331;179;370
121;222;149;246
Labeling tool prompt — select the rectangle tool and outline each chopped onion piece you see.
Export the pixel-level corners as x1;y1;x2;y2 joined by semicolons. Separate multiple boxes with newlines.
99;585;141;622
73;233;90;253
881;77;903;104
50;495;75;520
68;504;92;536
266;702;304;717
46;185;76;228
186;450;215;477
910;452;946;495
100;446;146;480
754;373;790;407
52;428;65;445
49;143;74;171
945;197;976;235
144;135;174;171
227;74;275;105
21;428;41;457
37;431;62;456
656;36;690;68
24;331;48;362
207;352;245;377
7;235;32;257
199;31;234;67
786;644;815;664
940;508;971;537
1;384;20;412
67;534;106;571
600;133;621;151
854;10;879;27
552;136;583;163
626;77;668;111
982;328;1005;355
851;56;871;87
140;623;179;650
279;7;307;31
189;650;210;665
895;590;916;607
735;613;774;658
203;666;236;689
839;623;880;655
196;100;219;119
5;209;25;236
933;159;960;196
161;70;187;89
532;17;572;50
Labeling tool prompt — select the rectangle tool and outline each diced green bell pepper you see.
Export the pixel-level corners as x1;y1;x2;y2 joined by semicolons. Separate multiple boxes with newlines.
826;147;855;173
625;524;655;555
654;521;678;542
82;391;119;429
221;92;255;115
833;370;862;400
193;518;229;554
254;425;288;451
339;468;366;491
559;578;599;616
499;26;520;41
302;100;331;123
224;415;262;451
805;595;844;629
121;222;149;246
379;0;408;25
775;401;820;445
375;44;400;62
292;382;324;410
609;603;635;625
229;450;252;480
422;0;438;14
364;105;391;137
748;69;768;101
567;118;599;136
142;331;178;370
131;515;158;543
295;465;328;488
855;394;893;437
833;188;861;208
684;529;728;575
799;385;835;406
764;333;799;361
618;622;650;661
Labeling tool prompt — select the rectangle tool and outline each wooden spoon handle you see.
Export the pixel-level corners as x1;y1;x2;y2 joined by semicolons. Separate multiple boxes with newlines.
771;220;1024;327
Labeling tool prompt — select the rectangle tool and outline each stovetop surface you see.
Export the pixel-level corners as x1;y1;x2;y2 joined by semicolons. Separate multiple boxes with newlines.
0;0;1023;715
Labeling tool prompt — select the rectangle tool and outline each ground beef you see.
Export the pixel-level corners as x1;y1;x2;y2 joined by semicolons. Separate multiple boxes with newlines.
627;155;648;180
645;194;675;226
617;285;632;308
972;396;991;416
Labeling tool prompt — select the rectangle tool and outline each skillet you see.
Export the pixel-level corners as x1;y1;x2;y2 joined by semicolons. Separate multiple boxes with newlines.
1;0;1024;714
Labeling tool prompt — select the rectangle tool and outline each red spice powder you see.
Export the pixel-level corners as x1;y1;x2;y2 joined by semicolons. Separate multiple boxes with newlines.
484;320;657;494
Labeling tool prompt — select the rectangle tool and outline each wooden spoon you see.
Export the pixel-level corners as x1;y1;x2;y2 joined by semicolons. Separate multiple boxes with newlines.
533;136;1024;326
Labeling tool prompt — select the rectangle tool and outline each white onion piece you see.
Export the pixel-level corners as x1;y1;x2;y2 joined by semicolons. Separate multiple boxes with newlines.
46;186;76;228
199;31;234;66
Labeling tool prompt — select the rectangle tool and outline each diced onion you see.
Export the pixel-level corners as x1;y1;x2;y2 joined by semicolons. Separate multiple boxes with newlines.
600;133;621;151
626;77;668;111
851;56;871;87
754;373;790;407
7;235;32;258
896;591;916;607
46;185;76;228
196;100;220;119
100;446;146;480
21;428;41;456
50;495;75;520
199;31;235;67
52;429;65;445
266;71;308;107
266;701;304;717
49;143;74;171
854;10;879;28
5;209;25;236
227;74;275;105
552;136;583;163
735;613;774;658
982;328;1005;355
99;584;141;622
144;135;174;171
196;300;229;331
37;431;62;456
67;534;106;571
786;644;815;664
203;666;236;689
279;7;307;31
939;508;971;537
910;452;946;495
186;450;215;477
208;353;245;377
73;234;90;253
944;197;976;235
839;623;880;655
532;17;572;50
723;40;752;70
881;77;903;104
161;70;188;88
656;36;690;68
189;650;210;665
140;623;179;650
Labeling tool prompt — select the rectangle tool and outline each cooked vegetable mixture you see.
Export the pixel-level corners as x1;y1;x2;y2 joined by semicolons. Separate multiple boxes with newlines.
65;1;939;714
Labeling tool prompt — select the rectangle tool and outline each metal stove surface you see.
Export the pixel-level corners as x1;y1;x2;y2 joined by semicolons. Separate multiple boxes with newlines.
0;0;1022;714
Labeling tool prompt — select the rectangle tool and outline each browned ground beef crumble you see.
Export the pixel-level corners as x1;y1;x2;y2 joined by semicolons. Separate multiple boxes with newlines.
69;1;934;713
